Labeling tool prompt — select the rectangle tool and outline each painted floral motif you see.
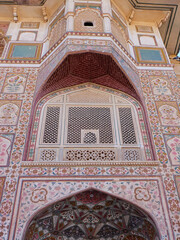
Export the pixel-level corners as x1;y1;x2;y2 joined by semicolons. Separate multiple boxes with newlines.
31;188;48;203
0;200;12;215
5;180;16;193
151;78;171;95
159;105;180;126
0;103;19;125
164;179;176;192
2;73;27;93
134;187;151;201
0;136;11;166
166;136;180;165
168;199;180;212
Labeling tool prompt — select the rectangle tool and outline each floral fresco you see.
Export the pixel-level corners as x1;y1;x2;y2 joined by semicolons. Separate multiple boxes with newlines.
151;78;171;95
0;101;21;125
2;73;27;93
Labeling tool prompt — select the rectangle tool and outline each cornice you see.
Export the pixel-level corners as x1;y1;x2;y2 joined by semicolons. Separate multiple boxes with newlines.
0;32;173;69
21;161;160;167
127;0;178;51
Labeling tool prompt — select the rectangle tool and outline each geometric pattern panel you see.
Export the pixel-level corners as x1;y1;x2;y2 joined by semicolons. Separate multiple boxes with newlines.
67;107;113;144
39;148;57;162
65;148;116;161
119;108;137;144
122;148;141;161
25;189;160;240
83;131;97;144
43;107;60;144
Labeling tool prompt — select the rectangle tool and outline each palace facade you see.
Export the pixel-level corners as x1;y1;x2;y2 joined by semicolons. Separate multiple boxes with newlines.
0;0;180;239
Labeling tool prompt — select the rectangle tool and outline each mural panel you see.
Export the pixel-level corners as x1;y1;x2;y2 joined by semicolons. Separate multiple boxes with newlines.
151;78;171;95
164;135;180;165
0;101;21;126
2;73;27;93
156;102;180;126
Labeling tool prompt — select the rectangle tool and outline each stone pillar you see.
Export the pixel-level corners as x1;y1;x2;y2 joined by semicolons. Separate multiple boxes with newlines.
65;0;75;32
102;0;112;33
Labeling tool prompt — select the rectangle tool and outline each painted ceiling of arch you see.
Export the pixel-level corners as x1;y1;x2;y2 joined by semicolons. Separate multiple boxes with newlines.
0;0;47;5
25;189;160;240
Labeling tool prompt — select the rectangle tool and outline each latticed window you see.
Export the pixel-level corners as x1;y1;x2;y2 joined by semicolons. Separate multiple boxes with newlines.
31;87;152;163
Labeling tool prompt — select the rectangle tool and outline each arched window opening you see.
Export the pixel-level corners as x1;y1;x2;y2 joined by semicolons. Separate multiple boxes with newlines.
24;189;160;240
28;86;152;163
84;21;94;26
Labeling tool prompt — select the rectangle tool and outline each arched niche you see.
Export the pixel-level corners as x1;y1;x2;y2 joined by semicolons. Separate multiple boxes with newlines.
24;53;155;162
35;52;141;104
24;189;160;240
26;84;153;163
74;8;103;33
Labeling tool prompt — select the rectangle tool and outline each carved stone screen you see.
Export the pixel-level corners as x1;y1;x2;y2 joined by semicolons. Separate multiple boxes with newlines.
67;107;113;144
119;107;137;144
43;106;60;143
32;87;150;162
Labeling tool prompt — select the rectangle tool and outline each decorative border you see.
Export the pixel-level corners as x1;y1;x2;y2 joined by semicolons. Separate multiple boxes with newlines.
6;43;42;60
134;46;168;64
21;161;159;167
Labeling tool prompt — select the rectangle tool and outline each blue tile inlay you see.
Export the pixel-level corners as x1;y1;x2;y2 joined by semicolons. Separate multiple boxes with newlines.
12;45;37;58
139;49;162;61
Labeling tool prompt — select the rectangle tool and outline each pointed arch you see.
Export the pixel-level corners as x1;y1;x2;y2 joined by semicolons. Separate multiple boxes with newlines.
25;83;153;163
23;188;161;240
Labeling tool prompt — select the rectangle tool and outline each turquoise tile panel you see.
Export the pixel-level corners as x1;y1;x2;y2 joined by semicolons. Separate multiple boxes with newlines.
139;49;162;61
12;45;37;58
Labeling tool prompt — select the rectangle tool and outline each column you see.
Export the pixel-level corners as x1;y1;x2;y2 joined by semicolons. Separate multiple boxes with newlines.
102;0;112;33
65;0;75;32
